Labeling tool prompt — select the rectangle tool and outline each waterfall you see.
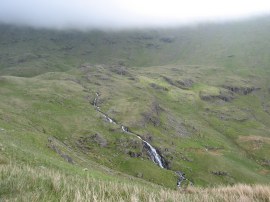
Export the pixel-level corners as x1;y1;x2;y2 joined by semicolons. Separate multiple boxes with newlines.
142;140;164;168
92;92;190;187
93;92;166;168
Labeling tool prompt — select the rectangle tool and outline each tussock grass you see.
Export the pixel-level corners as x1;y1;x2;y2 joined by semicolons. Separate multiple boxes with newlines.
1;163;269;202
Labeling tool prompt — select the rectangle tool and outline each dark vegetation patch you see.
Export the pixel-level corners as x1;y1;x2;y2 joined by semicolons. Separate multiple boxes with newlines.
199;89;234;102
160;36;175;43
115;138;144;157
211;171;228;176
149;83;168;91
76;133;108;152
110;66;131;76
141;101;164;127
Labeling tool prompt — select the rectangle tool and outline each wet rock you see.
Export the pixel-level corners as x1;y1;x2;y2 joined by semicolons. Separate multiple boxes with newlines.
176;171;186;187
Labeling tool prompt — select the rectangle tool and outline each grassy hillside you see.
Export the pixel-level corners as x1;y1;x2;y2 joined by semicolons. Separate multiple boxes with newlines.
0;15;270;201
1;16;270;77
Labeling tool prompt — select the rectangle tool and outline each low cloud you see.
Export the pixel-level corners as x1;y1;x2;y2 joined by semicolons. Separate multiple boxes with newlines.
0;0;270;29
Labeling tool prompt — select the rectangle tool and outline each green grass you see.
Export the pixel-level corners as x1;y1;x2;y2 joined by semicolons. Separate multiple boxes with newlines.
0;16;270;200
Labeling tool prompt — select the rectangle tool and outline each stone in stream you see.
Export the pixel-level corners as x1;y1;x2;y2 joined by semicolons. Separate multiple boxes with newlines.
121;126;129;132
176;171;186;187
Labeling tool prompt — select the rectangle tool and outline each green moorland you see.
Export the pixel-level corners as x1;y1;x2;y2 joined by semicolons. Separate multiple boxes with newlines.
0;16;270;201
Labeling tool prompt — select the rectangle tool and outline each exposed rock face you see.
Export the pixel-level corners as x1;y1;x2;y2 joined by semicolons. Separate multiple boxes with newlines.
162;76;194;90
141;101;164;127
127;151;142;158
47;138;74;164
262;159;270;167
110;66;130;76
91;134;108;147
77;134;108;149
199;90;234;102
175;79;194;89
162;76;175;86
176;171;186;187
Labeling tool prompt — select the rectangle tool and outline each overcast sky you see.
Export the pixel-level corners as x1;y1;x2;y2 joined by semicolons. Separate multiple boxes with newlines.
0;0;270;29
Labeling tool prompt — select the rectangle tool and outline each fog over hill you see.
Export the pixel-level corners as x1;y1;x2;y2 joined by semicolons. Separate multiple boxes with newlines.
0;3;270;201
0;0;270;29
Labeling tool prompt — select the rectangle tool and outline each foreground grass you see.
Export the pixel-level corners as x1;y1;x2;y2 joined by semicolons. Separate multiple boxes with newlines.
1;162;269;202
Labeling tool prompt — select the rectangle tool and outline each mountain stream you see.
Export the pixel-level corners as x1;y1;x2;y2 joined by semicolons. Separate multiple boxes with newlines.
93;92;188;187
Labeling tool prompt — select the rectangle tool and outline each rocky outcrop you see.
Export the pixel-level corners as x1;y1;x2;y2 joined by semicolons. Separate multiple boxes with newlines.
223;85;260;95
162;76;194;90
199;90;234;102
110;66;131;76
175;79;194;89
47;138;74;164
77;134;108;150
141;101;164;127
176;171;186;187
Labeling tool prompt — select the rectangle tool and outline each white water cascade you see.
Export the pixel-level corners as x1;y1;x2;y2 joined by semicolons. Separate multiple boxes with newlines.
93;92;166;168
92;92;191;187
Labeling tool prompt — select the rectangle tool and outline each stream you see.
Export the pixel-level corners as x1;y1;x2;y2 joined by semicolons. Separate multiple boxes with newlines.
93;92;188;187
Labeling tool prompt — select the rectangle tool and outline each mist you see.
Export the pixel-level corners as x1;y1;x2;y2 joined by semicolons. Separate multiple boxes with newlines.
0;0;270;30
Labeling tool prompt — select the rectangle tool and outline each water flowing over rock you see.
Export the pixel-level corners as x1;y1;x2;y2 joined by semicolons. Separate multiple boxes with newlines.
176;171;186;187
142;140;164;168
92;92;190;186
93;92;166;168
